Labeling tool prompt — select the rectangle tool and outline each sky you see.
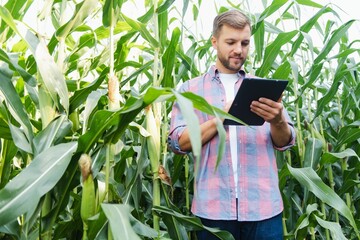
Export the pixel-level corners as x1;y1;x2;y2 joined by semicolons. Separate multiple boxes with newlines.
23;0;360;43
119;0;360;59
22;0;360;62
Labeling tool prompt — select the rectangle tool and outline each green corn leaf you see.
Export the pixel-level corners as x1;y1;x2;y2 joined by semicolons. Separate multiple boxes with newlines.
2;0;30;22
32;115;72;155
0;49;36;87
69;69;107;113
162;27;181;88
0;221;20;239
312;60;347;121
287;164;359;236
301;62;323;94
303;138;323;169
158;6;169;48
314;20;355;65
256;30;298;77
328;48;359;60
172;91;201;162
94;21;131;40
121;14;159;48
321;148;360;164
337;127;360;147
156;0;175;14
0;142;77;226
182;0;189;17
78;93;149;153
314;215;347;240
294;203;318;238
56;0;98;38
83;89;107;132
296;0;323;8
7;22;70;113
153;205;235;240
0;71;33;142
8;123;32;153
0;140;17;189
129;213;159;238
257;0;289;24
214;117;226;171
289;6;332;57
120;60;154;88
176;43;200;77
0;6;18;34
158;191;188;240
181;92;245;124
101;204;141;240
253;21;265;62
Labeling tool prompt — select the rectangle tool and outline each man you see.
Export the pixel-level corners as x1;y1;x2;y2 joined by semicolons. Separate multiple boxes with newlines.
168;9;295;240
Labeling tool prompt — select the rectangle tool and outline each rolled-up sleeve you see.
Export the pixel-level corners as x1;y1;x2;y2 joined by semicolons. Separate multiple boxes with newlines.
273;122;296;151
168;125;189;155
168;82;191;155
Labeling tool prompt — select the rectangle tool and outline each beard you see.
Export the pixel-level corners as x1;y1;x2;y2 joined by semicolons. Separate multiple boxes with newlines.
218;54;245;72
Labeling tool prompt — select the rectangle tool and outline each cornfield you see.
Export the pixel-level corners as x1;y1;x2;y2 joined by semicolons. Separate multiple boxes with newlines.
0;0;359;239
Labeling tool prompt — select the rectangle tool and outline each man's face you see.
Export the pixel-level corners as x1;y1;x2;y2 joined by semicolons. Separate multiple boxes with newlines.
211;24;251;74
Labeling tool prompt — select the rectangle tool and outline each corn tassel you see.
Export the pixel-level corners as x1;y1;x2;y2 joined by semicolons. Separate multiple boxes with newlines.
78;153;96;240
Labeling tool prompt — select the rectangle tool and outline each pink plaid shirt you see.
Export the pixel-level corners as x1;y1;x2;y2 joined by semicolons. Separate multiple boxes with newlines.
168;65;295;221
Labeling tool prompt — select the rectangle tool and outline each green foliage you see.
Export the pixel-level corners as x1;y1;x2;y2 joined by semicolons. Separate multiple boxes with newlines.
0;0;359;239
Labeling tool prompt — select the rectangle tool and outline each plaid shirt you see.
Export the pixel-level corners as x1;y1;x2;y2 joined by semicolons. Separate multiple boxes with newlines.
168;65;296;221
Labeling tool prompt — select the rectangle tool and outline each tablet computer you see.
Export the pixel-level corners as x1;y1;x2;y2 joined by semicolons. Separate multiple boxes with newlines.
223;78;289;126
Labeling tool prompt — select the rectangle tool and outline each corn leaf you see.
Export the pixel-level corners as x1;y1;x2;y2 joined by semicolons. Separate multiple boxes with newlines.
69;69;107;113
122;14;159;48
12;22;70;113
303;138;323;169
156;0;175;14
314;215;347;240
162;27;181;88
0;142;77;226
0;49;36;87
101;204;141;240
253;21;265;62
314;20;355;65
337;127;360;147
56;0;98;38
0;71;33;142
257;0;289;24
256;30;298;77
287;164;359;235
290;6;332;57
78;87;165;153
32;115;72;155
321;148;360;164
172;91;201;162
0;140;17;189
0;1;27;39
296;0;323;8
153;205;235;240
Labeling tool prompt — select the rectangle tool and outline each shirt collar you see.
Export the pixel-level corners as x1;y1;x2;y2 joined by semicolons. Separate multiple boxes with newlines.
208;65;246;82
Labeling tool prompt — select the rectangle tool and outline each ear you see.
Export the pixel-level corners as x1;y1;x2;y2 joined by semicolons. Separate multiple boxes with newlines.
211;36;217;50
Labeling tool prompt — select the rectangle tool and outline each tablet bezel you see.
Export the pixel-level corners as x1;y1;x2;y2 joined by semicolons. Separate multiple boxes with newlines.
223;78;289;126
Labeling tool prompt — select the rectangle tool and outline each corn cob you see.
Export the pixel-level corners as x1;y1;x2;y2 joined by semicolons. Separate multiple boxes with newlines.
78;153;96;239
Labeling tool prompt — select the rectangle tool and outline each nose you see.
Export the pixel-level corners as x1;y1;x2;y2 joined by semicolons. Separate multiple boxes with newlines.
233;43;242;54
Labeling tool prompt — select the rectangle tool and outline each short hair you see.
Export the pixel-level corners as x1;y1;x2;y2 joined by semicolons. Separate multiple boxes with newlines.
212;9;252;38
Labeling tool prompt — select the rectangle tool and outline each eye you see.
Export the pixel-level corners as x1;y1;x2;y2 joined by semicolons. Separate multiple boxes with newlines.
242;41;250;47
226;41;235;45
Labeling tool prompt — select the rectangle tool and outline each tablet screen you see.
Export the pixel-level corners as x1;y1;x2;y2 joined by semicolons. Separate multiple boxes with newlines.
223;78;289;126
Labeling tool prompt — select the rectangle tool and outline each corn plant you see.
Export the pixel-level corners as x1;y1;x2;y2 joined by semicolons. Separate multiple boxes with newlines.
0;0;359;239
